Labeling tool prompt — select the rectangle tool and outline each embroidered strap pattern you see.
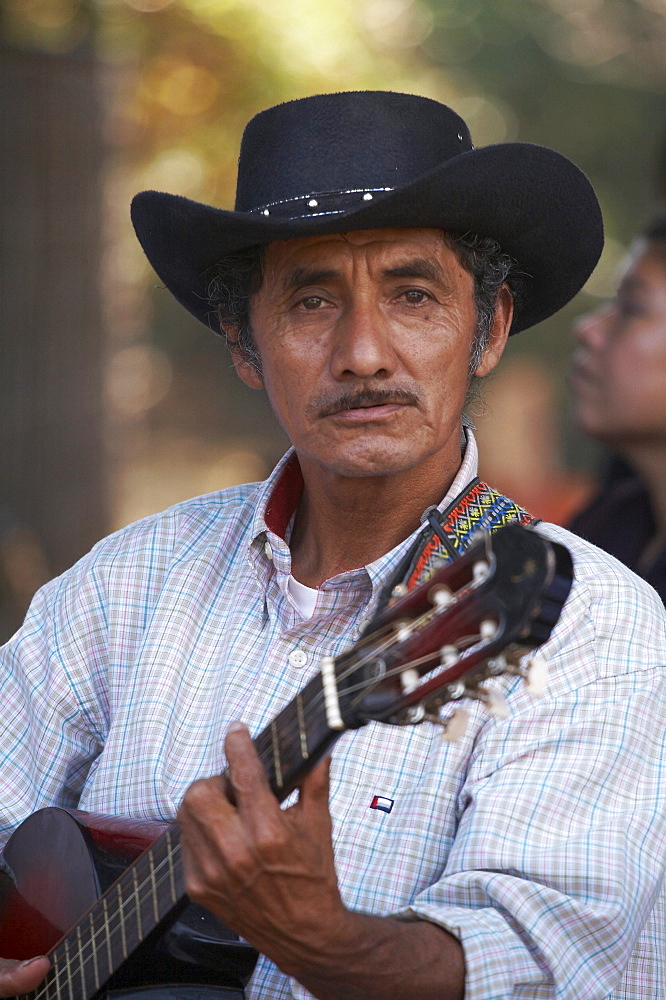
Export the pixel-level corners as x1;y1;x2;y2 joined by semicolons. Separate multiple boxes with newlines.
402;479;540;593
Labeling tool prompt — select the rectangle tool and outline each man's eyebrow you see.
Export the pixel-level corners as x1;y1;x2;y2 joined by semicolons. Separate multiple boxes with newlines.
382;257;447;282
283;266;340;290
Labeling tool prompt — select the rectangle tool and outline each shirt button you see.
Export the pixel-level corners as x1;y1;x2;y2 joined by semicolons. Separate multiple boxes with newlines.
288;648;308;668
264;540;273;560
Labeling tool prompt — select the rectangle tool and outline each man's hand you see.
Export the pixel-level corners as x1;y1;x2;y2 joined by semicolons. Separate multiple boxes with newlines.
178;722;465;1000
0;956;50;997
177;721;348;977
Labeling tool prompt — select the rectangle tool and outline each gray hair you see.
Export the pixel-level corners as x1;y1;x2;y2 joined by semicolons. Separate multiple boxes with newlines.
207;232;522;381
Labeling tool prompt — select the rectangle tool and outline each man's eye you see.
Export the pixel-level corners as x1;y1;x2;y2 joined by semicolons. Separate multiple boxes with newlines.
301;296;323;310
403;289;429;304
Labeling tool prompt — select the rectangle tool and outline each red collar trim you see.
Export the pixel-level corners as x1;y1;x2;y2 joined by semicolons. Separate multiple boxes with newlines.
265;453;304;539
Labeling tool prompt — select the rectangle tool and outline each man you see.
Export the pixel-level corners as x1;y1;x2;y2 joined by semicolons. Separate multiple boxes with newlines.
2;91;665;1000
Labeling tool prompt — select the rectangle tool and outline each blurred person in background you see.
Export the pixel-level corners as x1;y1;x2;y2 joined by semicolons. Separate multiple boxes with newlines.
569;215;666;602
1;92;666;1000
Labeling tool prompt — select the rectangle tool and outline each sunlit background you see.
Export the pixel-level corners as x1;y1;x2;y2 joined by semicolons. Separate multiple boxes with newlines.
1;0;665;637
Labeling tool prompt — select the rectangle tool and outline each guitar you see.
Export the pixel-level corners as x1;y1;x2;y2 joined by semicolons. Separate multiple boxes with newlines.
0;523;573;1000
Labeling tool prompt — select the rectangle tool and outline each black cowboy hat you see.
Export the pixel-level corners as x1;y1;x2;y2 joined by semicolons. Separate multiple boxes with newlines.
131;90;603;335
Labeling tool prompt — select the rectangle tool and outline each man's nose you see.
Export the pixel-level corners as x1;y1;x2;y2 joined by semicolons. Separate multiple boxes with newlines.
329;300;397;380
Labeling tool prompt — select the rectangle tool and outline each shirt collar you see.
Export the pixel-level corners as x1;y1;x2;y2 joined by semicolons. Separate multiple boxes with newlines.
248;430;480;597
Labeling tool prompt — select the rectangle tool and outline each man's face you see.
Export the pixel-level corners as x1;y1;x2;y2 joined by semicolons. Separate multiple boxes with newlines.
232;228;510;482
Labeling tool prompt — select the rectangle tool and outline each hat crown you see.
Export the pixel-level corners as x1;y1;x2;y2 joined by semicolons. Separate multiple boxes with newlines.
234;91;473;213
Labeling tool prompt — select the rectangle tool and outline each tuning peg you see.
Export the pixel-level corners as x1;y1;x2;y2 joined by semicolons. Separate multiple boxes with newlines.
400;668;420;694
524;655;549;697
429;584;453;608
390;583;408;603
480;687;509;719
396;623;413;642
486;653;524;678
441;707;470;742
472;559;490;583
440;645;459;668
479;619;497;640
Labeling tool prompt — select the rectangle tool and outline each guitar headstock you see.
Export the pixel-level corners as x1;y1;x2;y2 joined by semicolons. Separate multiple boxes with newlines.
333;524;573;734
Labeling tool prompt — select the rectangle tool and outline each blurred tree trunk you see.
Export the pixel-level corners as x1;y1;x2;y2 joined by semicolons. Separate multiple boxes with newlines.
0;42;108;637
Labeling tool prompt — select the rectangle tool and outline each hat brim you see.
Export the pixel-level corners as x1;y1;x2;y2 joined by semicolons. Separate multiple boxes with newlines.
131;141;603;335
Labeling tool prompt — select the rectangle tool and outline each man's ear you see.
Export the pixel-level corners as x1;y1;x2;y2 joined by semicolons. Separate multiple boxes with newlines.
473;285;513;378
224;327;264;390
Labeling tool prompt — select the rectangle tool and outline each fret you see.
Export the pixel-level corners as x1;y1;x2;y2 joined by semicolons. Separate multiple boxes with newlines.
61;930;74;1000
270;720;283;789
101;894;114;977
88;910;101;993
116;879;129;959
132;866;143;941
166;827;178;903
149;851;160;925
247;666;349;801
302;673;333;752
75;924;87;997
296;692;309;759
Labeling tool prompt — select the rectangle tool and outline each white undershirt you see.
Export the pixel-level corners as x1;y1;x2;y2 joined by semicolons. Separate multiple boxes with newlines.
287;574;318;618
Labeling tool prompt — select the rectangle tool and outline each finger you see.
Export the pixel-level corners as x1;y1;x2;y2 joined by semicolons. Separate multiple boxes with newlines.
224;722;278;815
297;755;332;814
0;956;50;997
178;775;232;835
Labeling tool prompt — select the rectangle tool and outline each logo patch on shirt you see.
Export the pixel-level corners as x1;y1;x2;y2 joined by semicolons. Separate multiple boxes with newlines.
370;795;394;813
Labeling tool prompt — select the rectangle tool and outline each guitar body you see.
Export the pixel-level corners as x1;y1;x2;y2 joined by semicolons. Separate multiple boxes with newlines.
0;808;257;999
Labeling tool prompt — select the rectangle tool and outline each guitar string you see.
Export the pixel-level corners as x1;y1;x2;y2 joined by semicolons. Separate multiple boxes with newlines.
31;591;486;998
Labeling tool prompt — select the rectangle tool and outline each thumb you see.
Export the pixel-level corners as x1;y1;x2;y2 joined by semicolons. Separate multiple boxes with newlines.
0;956;50;997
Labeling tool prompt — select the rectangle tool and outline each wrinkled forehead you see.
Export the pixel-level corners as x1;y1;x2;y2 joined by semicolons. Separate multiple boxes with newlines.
260;226;464;280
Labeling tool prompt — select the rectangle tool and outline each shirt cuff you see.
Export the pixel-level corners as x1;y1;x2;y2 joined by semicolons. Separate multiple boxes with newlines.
393;901;549;1000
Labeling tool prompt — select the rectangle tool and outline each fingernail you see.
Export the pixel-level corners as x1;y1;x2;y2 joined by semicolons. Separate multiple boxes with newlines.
227;721;247;733
20;957;47;967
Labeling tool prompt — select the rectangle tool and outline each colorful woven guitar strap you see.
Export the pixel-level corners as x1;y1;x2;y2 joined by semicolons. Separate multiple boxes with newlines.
383;477;540;599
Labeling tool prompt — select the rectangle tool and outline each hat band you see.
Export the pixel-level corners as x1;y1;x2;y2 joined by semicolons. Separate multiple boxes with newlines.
248;186;395;219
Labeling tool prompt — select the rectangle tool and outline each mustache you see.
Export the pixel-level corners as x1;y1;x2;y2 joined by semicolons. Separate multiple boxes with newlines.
313;386;421;418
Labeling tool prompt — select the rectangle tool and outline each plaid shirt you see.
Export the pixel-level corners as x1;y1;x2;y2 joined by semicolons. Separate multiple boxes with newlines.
2;433;666;1000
